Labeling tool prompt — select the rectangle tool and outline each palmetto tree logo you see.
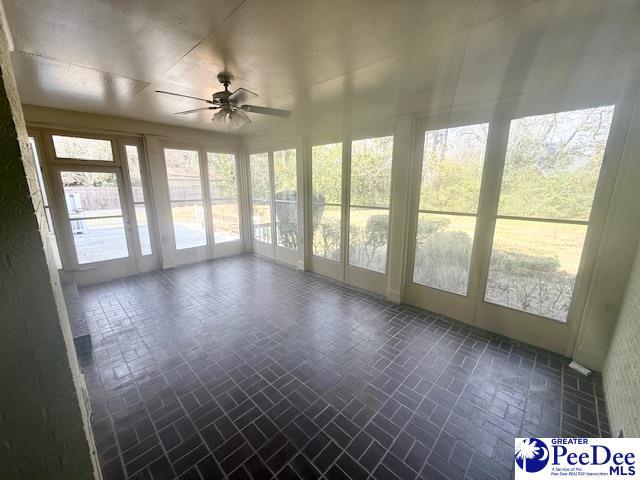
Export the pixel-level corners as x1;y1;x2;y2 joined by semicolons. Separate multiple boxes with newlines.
515;438;550;473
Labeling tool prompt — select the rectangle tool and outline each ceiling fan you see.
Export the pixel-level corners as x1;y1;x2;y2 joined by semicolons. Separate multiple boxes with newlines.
155;72;291;129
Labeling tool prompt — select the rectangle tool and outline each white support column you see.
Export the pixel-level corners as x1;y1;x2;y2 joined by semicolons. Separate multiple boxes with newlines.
144;135;176;269
386;113;415;303
572;57;640;370
236;145;253;253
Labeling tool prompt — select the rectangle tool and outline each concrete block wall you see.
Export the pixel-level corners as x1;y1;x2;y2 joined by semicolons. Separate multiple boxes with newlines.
603;241;640;437
0;23;98;480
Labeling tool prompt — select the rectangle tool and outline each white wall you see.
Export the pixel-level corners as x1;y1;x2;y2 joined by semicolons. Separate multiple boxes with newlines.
0;34;99;479
603;236;640;437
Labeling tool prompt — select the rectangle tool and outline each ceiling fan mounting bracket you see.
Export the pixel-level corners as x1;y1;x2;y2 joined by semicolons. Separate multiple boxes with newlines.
217;72;233;90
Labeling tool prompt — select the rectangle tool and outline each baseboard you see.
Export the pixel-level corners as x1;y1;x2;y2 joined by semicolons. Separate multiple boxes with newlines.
572;346;606;372
387;289;402;304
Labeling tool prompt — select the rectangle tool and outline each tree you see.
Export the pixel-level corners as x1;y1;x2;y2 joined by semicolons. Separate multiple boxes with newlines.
515;438;541;472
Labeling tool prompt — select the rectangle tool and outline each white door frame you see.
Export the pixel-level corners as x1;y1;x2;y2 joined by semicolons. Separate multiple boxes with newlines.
308;125;395;296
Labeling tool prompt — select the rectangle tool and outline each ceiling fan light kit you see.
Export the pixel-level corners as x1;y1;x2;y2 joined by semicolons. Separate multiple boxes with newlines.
155;72;291;129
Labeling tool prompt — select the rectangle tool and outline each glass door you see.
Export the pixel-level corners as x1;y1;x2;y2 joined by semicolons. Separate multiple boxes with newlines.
310;142;344;279
309;136;394;294
406;121;490;322
120;138;160;272
54;165;138;281
248;148;301;265
345;136;394;293
41;131;155;284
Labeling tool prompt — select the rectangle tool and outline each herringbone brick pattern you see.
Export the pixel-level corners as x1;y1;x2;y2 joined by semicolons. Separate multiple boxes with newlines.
66;254;609;480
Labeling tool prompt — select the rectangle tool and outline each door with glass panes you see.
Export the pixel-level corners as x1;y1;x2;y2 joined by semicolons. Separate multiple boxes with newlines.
46;132;158;284
406;105;617;355
163;146;243;265
249;148;301;265
310;135;394;295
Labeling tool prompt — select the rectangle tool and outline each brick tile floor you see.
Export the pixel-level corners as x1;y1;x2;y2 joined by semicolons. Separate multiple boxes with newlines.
66;254;610;480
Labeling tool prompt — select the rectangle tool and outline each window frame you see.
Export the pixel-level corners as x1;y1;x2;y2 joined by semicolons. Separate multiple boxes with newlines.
407;121;491;298
247;141;302;265
49;131;119;164
307;125;396;294
206;150;242;245
405;99;626;357
347;135;395;274
162;144;209;252
481;106;616;322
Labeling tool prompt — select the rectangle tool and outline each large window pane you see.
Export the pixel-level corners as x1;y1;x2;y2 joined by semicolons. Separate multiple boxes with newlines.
52;135;113;161
350;137;393;207
312;143;342;204
60;171;122;218
72;217;129;264
126;145;145;203
60;170;130;263
171;201;207;250
485;219;588;321
486;106;614;322
250;153;272;243
413;213;476;295
135;205;152;256
348;136;393;273
312;143;342;259
165;148;205;250
413;123;488;295
313;205;341;261
208;152;240;243
126;145;152;256
420;124;488;213
498;107;614;220
165;149;202;201
349;207;389;273
274;149;298;250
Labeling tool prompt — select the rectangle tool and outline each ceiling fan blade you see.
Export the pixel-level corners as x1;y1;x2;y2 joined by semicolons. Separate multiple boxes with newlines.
155;90;213;104
174;107;217;115
228;87;258;104
240;105;291;118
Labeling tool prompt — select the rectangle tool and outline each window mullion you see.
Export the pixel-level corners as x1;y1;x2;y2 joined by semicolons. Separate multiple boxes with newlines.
269;150;276;255
468;114;511;308
342;139;351;274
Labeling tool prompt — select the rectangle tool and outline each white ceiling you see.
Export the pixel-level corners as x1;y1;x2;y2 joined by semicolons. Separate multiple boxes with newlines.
7;0;640;135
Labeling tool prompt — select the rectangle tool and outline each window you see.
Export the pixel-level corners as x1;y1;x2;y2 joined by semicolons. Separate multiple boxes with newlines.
312;143;342;261
273;149;298;250
29;136;62;268
60;171;129;264
413;123;489;294
250;153;272;243
207;152;240;243
349;136;393;273
164;148;207;250
52;135;114;161
125;145;152;255
485;106;614;321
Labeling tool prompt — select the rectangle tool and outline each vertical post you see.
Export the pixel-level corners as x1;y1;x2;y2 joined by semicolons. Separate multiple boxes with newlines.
386;113;415;303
